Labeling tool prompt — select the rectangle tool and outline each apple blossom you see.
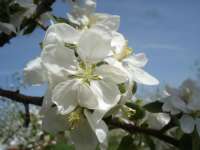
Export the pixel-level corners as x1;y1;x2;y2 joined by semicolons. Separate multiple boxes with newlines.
161;79;200;136
23;0;161;149
107;32;159;86
42;106;108;150
24;22;129;149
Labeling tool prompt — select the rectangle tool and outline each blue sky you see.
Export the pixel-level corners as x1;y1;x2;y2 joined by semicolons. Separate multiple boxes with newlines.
0;0;200;95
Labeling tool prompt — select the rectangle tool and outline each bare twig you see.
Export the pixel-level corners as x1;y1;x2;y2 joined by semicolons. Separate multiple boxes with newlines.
23;103;30;127
0;88;43;106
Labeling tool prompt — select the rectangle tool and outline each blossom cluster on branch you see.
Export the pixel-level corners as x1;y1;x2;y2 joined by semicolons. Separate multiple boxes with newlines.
23;0;159;149
1;0;200;150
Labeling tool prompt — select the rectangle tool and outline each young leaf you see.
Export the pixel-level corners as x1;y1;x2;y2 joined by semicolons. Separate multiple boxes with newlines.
143;101;163;113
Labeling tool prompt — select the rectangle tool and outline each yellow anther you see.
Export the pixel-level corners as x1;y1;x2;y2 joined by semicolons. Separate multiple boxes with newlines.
114;41;132;61
67;108;82;130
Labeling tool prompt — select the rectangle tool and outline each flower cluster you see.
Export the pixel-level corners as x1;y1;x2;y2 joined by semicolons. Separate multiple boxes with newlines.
161;79;200;136
24;0;159;149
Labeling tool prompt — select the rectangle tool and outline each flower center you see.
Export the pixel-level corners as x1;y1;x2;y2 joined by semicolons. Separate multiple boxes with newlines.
67;108;83;130
74;63;101;84
114;42;132;61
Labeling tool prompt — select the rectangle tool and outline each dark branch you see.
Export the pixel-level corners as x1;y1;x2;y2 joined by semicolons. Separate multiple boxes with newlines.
0;88;43;106
23;103;30;127
105;117;179;147
0;0;55;47
0;88;179;147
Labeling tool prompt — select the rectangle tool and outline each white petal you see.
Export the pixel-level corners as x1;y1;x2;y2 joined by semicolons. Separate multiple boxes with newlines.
43;23;80;46
165;85;180;97
111;32;126;54
40;87;53;115
84;0;96;15
162;99;181;115
77;82;99;110
170;96;188;113
70;118;98;150
42;107;67;134
95;64;128;84
180;115;195;134
78;27;112;63
0;22;16;34
147;113;170;130
42;42;77;71
195;118;200;137
24;57;46;85
84;110;108;149
124;53;148;68
52;80;79;115
90;80;121;112
126;65;159;85
162;102;180;115
92;13;120;31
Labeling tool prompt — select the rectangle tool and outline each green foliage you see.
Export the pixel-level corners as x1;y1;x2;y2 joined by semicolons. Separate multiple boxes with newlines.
118;83;126;94
45;143;75;150
117;135;135;150
132;82;137;95
179;134;192;150
192;130;200;150
143;101;163;113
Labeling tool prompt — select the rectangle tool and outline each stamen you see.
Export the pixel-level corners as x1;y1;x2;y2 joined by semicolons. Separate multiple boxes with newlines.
67;108;83;130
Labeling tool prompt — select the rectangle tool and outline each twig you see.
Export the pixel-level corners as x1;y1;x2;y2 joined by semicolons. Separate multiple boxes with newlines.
105;117;179;147
23;103;30;127
0;88;43;106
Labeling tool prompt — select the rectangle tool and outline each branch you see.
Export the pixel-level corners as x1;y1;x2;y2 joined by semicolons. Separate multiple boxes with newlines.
0;88;179;147
0;88;43;106
0;0;55;47
105;117;179;147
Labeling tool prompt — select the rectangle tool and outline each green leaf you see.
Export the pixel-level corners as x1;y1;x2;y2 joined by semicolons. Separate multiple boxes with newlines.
179;134;192;150
131;82;137;94
192;129;200;150
143;101;163;113
118;83;126;94
117;135;135;150
54;143;75;150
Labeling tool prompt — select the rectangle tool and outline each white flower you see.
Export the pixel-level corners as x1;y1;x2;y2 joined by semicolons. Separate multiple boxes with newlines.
105;34;159;86
42;106;108;150
179;115;200;135
40;23;128;115
66;0;121;31
161;79;200;135
24;22;128;128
